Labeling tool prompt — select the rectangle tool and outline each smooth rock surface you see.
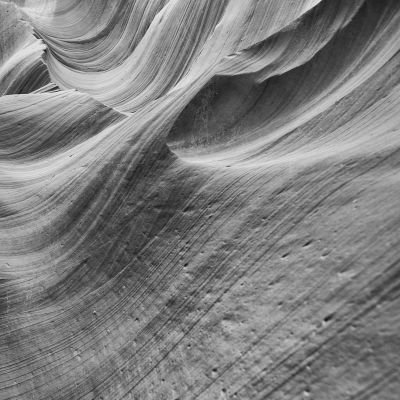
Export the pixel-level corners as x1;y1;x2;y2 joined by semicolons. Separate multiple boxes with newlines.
0;0;399;399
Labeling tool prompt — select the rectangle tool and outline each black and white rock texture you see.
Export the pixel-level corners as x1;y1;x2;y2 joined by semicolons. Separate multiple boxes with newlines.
1;1;400;399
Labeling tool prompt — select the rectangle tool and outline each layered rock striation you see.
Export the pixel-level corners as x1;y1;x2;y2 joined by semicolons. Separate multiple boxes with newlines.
1;1;400;399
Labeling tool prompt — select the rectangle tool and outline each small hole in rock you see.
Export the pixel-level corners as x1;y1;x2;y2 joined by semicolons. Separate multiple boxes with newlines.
323;313;334;323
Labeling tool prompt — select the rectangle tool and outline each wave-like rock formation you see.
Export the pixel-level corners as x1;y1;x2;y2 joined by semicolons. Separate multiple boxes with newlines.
1;0;400;399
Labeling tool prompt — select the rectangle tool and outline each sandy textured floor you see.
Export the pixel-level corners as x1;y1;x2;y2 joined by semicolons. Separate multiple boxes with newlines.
1;0;400;399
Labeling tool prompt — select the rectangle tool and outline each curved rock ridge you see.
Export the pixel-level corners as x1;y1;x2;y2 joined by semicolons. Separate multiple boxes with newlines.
0;1;50;95
1;1;400;399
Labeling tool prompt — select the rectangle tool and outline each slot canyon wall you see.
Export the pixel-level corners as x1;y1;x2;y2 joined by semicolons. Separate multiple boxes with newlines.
1;0;400;399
